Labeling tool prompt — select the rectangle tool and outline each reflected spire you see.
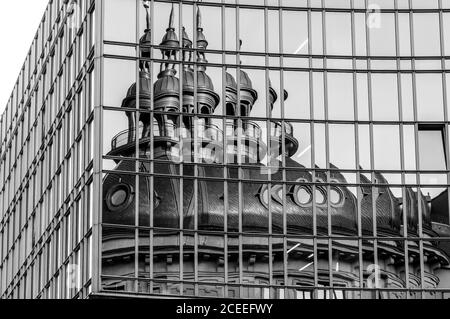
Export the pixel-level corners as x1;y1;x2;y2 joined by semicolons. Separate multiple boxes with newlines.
140;0;152;72
160;3;180;72
182;27;193;63
196;3;208;67
143;0;151;31
168;3;175;30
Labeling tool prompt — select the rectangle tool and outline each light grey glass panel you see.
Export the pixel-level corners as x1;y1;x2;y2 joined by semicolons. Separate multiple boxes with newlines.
354;13;367;56
418;129;447;171
329;124;356;170
327;73;354;121
373;125;401;170
325;13;352;56
398;13;411;56
104;0;137;43
400;74;414;121
356;73;369;121
413;14;441;57
311;12;323;56
369;13;396;56
403;126;417;171
358;125;371;170
283;10;308;55
284;71;310;120
103;58;137;108
371;74;399;121
240;8;265;53
416;74;444;121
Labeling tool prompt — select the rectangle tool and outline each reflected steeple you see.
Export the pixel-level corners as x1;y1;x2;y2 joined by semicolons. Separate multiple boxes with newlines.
140;0;152;72
160;3;179;72
196;4;209;67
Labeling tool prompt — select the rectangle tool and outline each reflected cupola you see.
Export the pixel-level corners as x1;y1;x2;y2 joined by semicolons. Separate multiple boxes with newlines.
181;6;220;116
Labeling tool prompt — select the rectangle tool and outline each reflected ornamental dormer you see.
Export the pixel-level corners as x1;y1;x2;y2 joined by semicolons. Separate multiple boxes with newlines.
358;169;402;235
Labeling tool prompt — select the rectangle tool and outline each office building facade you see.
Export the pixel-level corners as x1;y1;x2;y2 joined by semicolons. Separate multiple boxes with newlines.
2;0;450;299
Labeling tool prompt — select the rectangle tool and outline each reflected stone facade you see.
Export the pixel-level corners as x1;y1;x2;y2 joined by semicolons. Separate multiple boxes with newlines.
100;1;450;299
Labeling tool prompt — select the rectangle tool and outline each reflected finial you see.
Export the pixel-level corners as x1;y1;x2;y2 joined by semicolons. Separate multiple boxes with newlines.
168;3;175;30
143;0;150;31
197;5;203;31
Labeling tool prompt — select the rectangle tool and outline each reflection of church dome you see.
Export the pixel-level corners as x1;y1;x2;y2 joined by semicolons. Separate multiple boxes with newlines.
240;70;258;106
153;69;180;99
226;72;237;90
182;68;216;92
121;71;152;109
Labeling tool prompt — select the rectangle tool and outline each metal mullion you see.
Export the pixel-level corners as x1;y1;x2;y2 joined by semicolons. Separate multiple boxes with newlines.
350;0;364;297
234;0;244;299
321;0;334;295
221;0;229;299
133;0;141;294
263;0;274;298
306;0;319;297
394;0;411;298
409;1;425;297
278;0;288;300
177;0;184;298
365;0;380;299
148;0;155;295
438;0;450;243
92;0;104;296
193;0;199;297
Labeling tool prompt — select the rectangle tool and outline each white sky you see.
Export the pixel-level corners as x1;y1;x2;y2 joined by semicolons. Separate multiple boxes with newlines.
0;0;49;115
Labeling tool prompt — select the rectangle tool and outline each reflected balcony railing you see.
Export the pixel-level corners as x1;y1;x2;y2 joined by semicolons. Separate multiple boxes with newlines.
111;122;224;150
270;121;294;138
226;121;263;140
111;122;178;150
191;122;224;144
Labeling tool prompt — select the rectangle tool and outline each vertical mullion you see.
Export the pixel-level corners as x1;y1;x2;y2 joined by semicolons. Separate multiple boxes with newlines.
350;0;364;299
134;0;140;293
221;0;229;299
263;0;274;298
177;0;184;298
235;0;244;300
148;0;155;296
409;0;425;298
364;0;381;300
278;0;288;300
321;0;334;297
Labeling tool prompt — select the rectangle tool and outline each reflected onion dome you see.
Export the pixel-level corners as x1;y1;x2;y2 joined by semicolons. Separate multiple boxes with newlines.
182;68;220;109
268;78;278;107
240;70;258;107
153;68;180;110
121;71;152;109
359;170;401;235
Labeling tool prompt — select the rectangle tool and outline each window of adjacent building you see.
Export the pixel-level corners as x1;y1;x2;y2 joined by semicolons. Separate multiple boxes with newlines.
418;125;447;171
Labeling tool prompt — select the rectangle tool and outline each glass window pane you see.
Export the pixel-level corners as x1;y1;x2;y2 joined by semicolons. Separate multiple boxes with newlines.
325;13;352;56
413;14;441;56
418;128;447;171
416;74;444;121
369;13;396;56
371;74;399;121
